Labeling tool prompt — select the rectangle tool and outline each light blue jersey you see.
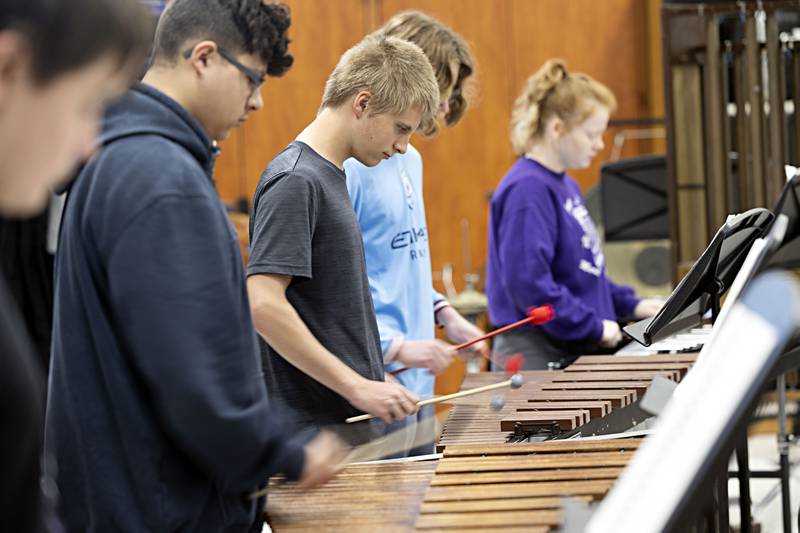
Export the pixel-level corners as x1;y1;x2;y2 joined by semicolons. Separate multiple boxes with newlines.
345;145;446;398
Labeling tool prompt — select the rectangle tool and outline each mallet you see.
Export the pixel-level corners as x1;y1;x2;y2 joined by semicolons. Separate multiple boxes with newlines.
345;373;524;424
388;304;554;377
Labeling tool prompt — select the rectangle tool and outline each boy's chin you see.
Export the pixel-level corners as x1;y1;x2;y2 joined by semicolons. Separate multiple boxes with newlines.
215;129;232;142
356;154;383;168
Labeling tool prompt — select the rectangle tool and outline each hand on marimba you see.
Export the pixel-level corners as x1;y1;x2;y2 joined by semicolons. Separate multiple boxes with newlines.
297;430;348;490
346;378;418;423
634;298;663;319
600;320;622;348
394;339;455;375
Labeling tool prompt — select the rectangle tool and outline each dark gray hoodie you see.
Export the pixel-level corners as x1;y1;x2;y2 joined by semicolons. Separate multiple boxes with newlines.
46;83;308;532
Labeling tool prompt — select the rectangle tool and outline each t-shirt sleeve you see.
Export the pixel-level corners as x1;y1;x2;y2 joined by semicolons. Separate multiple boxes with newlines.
432;290;448;308
248;172;317;279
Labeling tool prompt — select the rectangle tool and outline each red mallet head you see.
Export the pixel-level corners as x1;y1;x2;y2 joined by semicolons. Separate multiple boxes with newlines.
527;304;555;325
504;352;524;375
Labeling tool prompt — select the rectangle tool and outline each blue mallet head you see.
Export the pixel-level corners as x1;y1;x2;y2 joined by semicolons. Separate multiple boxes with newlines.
490;395;506;411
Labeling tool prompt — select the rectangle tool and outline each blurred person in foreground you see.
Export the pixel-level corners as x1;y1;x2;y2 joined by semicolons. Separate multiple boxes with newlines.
0;0;154;530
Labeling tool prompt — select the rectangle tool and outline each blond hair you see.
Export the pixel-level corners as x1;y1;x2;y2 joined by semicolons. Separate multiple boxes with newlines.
320;35;439;127
375;10;476;136
510;59;617;155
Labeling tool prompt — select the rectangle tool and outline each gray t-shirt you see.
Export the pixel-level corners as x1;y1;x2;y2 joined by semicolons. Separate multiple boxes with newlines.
248;141;384;436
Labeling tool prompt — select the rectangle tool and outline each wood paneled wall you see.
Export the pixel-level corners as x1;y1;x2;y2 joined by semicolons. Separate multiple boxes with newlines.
216;0;665;296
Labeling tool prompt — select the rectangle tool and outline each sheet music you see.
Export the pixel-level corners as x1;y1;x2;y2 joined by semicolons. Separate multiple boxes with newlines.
615;325;712;355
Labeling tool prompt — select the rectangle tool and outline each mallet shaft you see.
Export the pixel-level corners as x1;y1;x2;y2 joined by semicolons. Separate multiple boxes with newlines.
416;378;512;406
453;316;536;351
389;305;553;377
345;378;513;424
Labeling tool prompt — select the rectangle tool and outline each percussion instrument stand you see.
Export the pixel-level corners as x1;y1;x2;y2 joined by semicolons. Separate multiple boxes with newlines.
744;372;793;533
730;356;798;533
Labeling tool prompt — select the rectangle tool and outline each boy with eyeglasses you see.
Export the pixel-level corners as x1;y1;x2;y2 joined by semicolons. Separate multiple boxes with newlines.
47;1;345;531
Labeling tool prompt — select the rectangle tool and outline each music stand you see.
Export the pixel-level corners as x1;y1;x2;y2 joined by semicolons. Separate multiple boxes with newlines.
765;172;800;269
600;155;668;242
697;213;788;363
624;208;774;346
586;271;800;533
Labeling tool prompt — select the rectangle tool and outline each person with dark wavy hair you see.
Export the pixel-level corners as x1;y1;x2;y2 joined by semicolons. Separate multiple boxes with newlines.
343;11;484;458
46;1;345;531
0;1;153;531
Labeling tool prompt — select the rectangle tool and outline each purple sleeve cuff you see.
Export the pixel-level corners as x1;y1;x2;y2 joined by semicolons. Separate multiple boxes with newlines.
609;280;640;319
590;317;605;342
616;294;640;319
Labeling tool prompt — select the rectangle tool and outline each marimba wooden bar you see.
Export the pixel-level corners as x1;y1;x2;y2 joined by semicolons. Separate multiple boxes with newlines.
414;439;642;531
266;353;698;531
437;354;697;450
266;461;437;532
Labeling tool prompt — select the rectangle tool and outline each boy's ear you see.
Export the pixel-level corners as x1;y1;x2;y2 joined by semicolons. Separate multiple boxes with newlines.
352;90;371;119
185;40;217;77
0;31;27;113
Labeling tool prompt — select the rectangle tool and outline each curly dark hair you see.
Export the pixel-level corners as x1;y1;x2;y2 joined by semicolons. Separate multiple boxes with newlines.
151;0;293;77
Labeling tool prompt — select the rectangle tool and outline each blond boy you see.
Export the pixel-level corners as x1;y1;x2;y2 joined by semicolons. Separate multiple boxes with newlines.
247;36;440;438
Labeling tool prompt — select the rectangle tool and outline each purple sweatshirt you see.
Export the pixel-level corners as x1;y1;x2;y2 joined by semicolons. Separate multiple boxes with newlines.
486;157;640;342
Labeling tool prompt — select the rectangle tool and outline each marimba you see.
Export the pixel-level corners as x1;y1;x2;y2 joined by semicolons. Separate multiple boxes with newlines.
267;439;641;532
266;353;698;531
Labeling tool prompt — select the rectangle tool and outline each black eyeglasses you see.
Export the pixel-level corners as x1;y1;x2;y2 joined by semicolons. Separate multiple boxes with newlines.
182;46;265;94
